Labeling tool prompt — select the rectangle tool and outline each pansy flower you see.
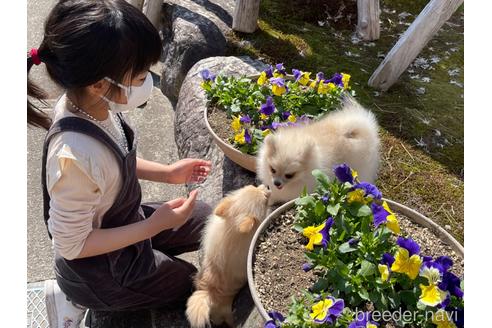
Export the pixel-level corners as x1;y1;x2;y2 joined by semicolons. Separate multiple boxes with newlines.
318;81;336;94
391;238;422;280
333;163;357;184
309;72;325;88
309;296;344;324
325;73;343;87
348;312;378;328
353;182;382;200
234;129;246;144
432;309;458;328
274;63;286;77
264;311;285;328
347;189;367;204
302;262;314;272
342;73;351;89
262;129;272;137
370;201;400;234
281;111;291;120
287;114;297;123
244;129;252;144
231;116;241;132
439;272;464;299
298;115;310;124
419;282;449;307
257;66;274;85
260;113;269;120
270;78;288;96
321;193;329;204
260;96;276;115
200;69;216;82
302;217;334;251
240;115;251;124
378;253;395;282
292;69;311;86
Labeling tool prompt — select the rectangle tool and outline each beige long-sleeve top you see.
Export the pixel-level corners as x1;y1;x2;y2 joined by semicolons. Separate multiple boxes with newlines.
46;94;130;260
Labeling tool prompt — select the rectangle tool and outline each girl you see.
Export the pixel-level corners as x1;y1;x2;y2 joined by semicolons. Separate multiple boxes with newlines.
27;1;212;327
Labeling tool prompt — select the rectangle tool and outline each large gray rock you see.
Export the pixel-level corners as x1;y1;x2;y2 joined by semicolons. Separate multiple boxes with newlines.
160;0;235;104
174;56;270;327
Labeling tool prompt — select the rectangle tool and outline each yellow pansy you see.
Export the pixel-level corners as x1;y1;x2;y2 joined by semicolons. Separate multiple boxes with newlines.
288;114;297;123
260;113;268;120
419;284;448;307
257;71;268;85
231;116;241;132
309;299;332;321
390;247;423;280
347;189;366;204
309;80;318;89
432;309;457;328
318;81;336;94
298;72;311;86
383;201;400;234
272;84;287;96
273;72;285;78
234;130;245;144
262;129;271;137
378;264;390;282
341;73;351;89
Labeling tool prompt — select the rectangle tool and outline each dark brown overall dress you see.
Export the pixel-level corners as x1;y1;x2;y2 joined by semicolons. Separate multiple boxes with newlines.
41;115;211;311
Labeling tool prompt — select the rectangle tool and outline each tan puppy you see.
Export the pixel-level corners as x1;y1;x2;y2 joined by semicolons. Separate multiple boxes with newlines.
257;95;380;205
186;185;271;328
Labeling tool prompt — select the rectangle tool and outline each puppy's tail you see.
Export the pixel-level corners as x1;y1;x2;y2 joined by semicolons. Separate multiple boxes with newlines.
186;290;212;328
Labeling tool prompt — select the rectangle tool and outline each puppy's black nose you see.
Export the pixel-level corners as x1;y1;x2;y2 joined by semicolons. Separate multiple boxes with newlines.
273;180;282;187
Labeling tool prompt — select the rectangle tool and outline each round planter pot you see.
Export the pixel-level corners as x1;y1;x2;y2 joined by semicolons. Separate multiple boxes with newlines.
247;198;464;322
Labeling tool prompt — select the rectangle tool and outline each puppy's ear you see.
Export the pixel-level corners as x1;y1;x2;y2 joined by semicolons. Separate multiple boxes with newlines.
300;139;315;161
238;215;257;233
264;135;276;156
214;197;232;217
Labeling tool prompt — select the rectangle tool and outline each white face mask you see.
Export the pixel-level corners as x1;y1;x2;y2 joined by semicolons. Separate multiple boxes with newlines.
102;72;153;113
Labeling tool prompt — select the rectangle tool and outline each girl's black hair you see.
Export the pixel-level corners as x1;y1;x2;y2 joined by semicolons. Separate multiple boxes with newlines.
27;0;162;129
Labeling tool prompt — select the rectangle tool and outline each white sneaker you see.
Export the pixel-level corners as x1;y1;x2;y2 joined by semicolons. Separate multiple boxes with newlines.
44;279;87;328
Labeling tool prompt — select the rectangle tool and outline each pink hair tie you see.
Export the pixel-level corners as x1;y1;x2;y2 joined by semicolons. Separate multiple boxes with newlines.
29;48;42;65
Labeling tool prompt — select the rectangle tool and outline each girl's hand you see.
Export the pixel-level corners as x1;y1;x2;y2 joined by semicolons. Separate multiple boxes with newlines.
167;158;211;184
148;190;199;232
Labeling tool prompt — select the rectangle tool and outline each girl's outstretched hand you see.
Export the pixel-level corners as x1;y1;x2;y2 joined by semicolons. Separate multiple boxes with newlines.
149;189;199;232
167;158;211;184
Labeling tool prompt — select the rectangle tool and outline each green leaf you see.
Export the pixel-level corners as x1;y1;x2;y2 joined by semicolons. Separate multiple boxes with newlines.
399;290;418;306
326;204;341;216
311;278;329;293
348;204;372;217
358;288;370;301
338;241;357;253
312;169;330;189
416;300;427;311
230;104;241;113
358;260;376;277
293;224;304;233
315;200;325;217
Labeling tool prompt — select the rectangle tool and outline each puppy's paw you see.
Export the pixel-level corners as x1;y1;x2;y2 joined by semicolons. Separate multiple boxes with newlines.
238;216;256;233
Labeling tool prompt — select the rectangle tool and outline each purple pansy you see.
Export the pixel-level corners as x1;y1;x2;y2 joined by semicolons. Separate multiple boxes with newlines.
260;96;276;115
321;193;330;204
282;111;291;120
435;256;454;272
353;182;382;200
240;115;252;124
348;312;378;328
292;69;301;81
265;65;274;78
371;202;390;228
325;73;343;87
348;238;359;247
264;311;285;328
316;72;325;81
275;63;286;75
396;237;420;256
200;69;215;82
382;253;395;267
333;163;354;184
244;129;252;144
439;272;464;298
319;217;335;248
302;263;314;272
297;115;310;124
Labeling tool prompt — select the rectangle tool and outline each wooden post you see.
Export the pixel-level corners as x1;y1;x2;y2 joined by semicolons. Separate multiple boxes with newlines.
368;0;463;91
357;0;380;41
233;0;261;33
143;0;162;29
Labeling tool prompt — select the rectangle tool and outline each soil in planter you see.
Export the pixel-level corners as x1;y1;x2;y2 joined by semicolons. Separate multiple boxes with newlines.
208;105;233;143
253;209;464;323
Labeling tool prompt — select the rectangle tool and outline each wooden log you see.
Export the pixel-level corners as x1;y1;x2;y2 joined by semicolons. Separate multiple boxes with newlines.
368;0;463;91
126;0;144;10
142;0;162;29
357;0;380;41
232;0;261;33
